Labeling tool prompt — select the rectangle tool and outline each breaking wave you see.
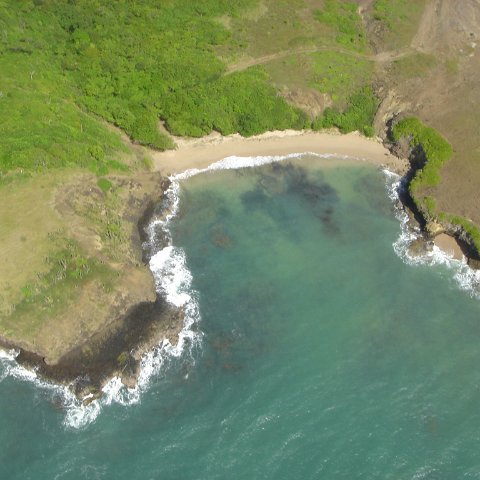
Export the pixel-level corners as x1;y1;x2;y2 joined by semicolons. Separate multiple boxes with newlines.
6;152;463;429
384;170;480;298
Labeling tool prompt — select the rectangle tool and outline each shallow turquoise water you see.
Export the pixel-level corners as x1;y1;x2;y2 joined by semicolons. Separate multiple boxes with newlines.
2;157;480;479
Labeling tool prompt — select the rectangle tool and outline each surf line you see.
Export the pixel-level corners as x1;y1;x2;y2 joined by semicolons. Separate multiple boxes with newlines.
0;152;419;428
384;169;480;298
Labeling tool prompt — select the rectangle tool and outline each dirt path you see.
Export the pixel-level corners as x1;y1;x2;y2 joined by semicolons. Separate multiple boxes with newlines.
226;45;414;74
412;0;480;53
226;0;472;75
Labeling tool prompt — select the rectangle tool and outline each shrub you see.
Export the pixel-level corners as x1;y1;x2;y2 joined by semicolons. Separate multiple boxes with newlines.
392;117;453;192
97;178;113;193
312;87;378;135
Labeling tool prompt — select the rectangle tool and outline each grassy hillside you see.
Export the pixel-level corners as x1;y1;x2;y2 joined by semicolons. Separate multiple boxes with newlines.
1;0;383;174
370;0;426;49
0;0;311;162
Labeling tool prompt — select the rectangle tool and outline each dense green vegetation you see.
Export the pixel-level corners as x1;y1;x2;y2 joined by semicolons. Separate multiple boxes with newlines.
0;2;128;176
163;68;308;137
313;87;378;137
392;117;453;191
1;0;323;173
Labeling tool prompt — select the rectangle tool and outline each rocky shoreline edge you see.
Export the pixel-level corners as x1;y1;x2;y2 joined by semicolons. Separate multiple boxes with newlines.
383;119;480;269
0;173;185;404
1;124;479;405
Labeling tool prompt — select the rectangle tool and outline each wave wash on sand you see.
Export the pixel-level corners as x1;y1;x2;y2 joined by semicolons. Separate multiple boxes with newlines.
1;143;478;428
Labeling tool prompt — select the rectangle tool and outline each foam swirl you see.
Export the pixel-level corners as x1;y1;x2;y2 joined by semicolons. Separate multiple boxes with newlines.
6;153;472;429
384;169;480;298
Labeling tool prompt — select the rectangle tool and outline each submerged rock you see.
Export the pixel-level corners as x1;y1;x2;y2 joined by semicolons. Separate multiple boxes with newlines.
408;237;431;257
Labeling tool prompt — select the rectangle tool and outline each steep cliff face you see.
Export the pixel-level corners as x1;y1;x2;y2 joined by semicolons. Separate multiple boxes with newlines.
0;171;185;398
386;118;480;267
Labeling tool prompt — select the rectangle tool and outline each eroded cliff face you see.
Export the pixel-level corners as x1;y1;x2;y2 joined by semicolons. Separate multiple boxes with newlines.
370;0;480;231
386;123;480;268
0;171;184;397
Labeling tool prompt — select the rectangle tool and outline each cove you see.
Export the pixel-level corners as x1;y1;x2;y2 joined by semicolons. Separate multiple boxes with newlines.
1;156;480;479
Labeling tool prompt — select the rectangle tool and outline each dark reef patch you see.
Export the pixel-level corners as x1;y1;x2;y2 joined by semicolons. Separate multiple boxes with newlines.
240;186;269;211
241;162;341;237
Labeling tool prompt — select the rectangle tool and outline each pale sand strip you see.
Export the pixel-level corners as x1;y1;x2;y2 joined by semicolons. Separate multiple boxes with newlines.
151;129;409;176
434;233;464;261
151;129;468;260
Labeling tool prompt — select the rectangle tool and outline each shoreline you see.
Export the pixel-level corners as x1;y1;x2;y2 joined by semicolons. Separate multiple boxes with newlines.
0;128;468;404
154;127;476;263
0;171;185;402
151;127;467;261
151;129;410;176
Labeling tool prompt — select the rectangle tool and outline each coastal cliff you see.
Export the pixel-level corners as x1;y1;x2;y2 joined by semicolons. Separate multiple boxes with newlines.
386;116;480;266
0;171;183;399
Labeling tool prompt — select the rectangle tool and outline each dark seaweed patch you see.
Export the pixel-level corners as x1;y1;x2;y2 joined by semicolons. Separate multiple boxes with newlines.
200;282;276;376
210;223;234;249
242;162;342;237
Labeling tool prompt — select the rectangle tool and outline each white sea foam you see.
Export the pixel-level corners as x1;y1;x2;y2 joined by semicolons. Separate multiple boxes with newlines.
384;169;480;298
173;151;372;182
62;152;374;427
0;349;99;428
150;246;193;307
4;152;456;428
62;200;203;428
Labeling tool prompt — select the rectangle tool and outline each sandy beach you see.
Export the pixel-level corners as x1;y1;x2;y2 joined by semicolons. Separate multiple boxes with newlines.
152;129;472;262
152;129;409;176
434;233;464;261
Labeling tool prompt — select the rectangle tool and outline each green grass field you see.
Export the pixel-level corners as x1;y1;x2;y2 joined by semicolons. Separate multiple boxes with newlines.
310;52;374;106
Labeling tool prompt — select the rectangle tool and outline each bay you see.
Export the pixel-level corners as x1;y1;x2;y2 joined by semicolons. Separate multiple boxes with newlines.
1;156;480;479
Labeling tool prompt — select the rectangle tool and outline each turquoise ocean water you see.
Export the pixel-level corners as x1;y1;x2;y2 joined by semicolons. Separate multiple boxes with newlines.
2;155;480;479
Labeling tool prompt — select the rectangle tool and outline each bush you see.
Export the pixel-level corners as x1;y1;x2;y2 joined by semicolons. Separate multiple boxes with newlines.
392;117;453;192
312;87;378;135
162;68;308;137
97;178;113;193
